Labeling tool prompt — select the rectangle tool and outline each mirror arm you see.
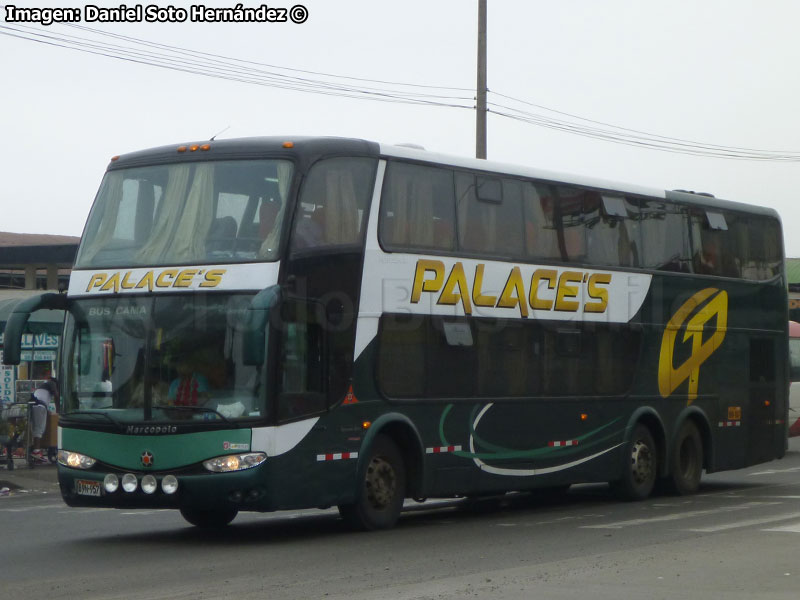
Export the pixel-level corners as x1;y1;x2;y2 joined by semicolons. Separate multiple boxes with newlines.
2;293;68;365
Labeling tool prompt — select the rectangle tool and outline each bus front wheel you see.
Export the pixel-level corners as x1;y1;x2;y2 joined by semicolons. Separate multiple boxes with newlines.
666;421;703;495
180;506;238;528
612;424;658;501
339;434;406;530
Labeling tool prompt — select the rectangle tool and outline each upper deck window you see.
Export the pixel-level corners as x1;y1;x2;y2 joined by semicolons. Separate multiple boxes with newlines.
289;157;377;253
74;159;294;268
455;173;524;257
379;161;456;252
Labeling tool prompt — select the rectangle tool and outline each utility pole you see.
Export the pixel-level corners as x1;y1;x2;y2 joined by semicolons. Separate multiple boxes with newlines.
476;0;487;159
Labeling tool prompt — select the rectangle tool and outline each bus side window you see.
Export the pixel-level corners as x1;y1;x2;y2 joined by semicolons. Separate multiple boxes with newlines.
291;157;376;252
639;200;692;272
454;173;524;257
379;161;456;252
736;215;783;280
585;194;640;268
522;182;561;261
553;185;588;262
690;208;740;277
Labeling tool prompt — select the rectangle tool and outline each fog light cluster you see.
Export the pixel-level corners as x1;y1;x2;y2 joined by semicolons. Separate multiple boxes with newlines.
105;473;179;494
203;452;267;473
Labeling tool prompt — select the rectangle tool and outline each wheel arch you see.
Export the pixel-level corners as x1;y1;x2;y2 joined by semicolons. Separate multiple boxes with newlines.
359;413;425;499
671;407;714;473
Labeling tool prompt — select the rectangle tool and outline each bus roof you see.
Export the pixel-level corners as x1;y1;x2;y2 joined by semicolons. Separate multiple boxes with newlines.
107;135;778;220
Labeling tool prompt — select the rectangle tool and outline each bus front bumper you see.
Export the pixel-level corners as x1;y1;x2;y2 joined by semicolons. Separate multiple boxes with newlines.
58;464;273;511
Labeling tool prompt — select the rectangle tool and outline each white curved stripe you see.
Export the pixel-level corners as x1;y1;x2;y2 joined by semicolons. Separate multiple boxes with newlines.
250;417;319;457
472;444;623;477
469;402;621;476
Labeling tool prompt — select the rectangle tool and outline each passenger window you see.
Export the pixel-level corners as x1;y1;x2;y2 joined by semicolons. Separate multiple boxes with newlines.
377;315;641;399
689;209;740;277
377;314;426;398
455;173;524;257
585;195;640;268
639;200;692;272
379;162;456;252
732;215;783;280
554;186;589;262
291;157;376;252
522;182;561;261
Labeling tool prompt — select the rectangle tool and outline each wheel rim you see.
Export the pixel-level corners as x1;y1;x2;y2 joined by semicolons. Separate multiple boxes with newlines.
365;455;396;510
631;439;654;486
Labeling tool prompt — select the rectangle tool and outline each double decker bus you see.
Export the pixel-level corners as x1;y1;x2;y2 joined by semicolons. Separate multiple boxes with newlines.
3;137;788;529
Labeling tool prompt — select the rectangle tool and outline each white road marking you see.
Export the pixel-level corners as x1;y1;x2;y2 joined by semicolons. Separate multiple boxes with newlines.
0;504;61;512
749;466;800;476
581;502;780;529
763;521;800;533
687;511;800;532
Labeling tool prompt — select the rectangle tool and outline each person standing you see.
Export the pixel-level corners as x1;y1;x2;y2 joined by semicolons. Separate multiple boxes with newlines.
30;380;54;462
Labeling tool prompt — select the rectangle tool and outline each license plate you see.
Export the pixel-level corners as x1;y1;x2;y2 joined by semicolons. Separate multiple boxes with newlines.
75;479;101;497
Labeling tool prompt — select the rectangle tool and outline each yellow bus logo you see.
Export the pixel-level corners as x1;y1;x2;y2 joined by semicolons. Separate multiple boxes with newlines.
658;288;728;404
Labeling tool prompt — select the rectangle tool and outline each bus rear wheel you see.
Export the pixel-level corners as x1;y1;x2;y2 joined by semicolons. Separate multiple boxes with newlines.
339;434;406;530
180;506;238;528
667;421;703;495
612;424;657;501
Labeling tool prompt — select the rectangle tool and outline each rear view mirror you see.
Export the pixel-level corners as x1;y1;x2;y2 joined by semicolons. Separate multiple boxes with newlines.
242;285;282;366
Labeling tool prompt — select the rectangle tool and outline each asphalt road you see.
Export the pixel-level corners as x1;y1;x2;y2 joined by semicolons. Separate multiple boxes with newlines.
4;440;800;600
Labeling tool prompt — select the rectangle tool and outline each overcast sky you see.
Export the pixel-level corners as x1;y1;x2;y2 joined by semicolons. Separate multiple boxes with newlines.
3;0;800;254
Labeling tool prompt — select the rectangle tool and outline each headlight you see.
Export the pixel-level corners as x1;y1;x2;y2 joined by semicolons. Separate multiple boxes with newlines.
58;450;97;470
203;452;266;473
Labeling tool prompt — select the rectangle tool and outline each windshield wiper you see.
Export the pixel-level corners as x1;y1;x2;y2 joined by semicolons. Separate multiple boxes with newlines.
156;405;237;427
61;410;125;432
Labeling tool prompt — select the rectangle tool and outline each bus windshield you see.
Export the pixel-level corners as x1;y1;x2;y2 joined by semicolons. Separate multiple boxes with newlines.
74;159;294;268
61;294;266;424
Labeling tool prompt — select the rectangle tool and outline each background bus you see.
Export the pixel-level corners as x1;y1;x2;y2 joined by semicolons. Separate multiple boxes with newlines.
789;321;800;436
2;137;788;529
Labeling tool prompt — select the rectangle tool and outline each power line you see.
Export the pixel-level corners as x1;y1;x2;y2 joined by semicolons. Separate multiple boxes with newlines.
3;18;800;161
63;21;474;93
0;24;475;109
489;89;800;156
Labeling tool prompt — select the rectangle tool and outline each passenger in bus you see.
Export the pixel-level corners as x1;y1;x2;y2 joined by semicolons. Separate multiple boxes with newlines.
292;208;325;249
694;234;739;277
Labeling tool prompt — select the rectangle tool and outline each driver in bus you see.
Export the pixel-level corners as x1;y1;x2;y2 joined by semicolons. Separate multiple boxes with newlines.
167;350;211;407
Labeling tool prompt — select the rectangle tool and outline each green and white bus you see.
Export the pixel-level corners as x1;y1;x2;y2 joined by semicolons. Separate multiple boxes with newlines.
3;137;788;529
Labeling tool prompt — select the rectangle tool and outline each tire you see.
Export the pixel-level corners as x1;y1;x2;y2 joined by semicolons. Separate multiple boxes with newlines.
667;421;703;495
338;434;406;530
612;424;658;501
180;506;238;528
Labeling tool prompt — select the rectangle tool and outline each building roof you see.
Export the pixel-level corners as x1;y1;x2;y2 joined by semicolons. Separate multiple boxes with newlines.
0;232;80;247
0;232;79;269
